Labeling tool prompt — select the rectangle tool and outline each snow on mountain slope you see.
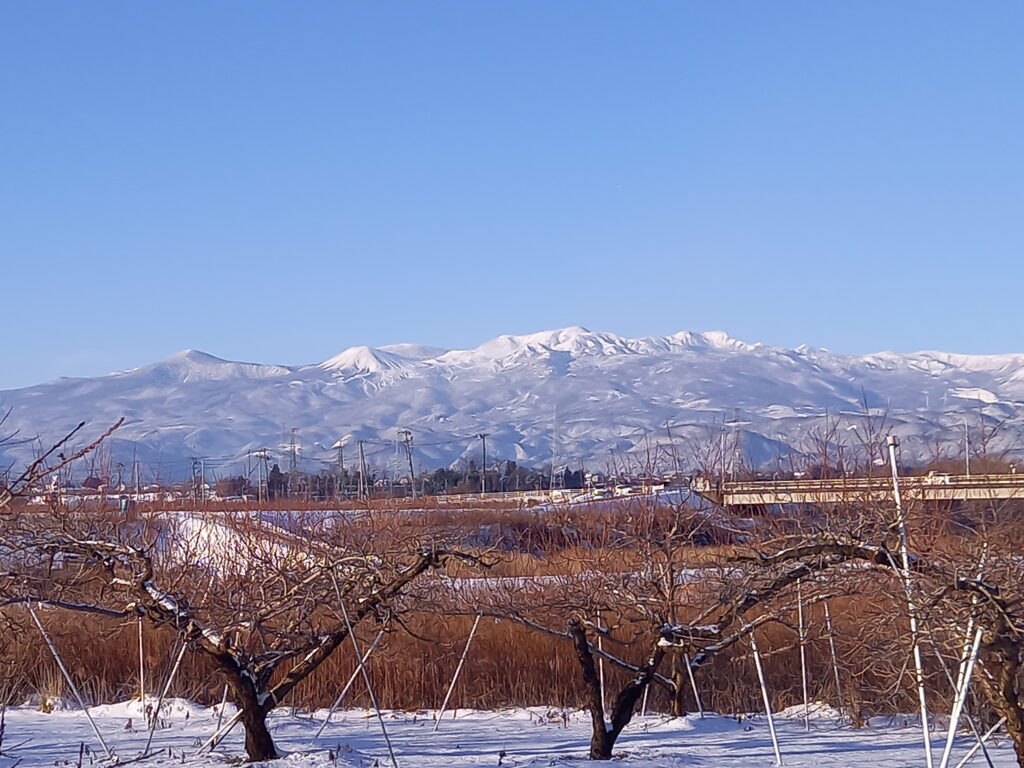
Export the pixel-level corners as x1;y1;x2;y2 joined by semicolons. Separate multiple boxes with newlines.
318;346;419;375
2;327;1024;481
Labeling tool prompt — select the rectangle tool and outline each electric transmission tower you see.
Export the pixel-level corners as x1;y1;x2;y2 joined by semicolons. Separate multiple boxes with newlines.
398;429;416;499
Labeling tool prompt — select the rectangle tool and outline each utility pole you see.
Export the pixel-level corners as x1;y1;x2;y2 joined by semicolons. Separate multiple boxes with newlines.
550;404;559;490
398;429;416;499
190;457;205;504
666;421;681;479
133;455;142;498
358;440;368;501
963;418;971;476
476;433;489;494
333;434;353;500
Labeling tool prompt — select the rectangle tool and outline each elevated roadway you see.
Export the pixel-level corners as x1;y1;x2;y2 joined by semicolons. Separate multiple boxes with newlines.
691;473;1024;507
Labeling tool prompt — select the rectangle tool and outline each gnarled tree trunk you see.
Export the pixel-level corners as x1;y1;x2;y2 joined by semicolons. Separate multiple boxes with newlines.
978;632;1024;768
568;618;664;759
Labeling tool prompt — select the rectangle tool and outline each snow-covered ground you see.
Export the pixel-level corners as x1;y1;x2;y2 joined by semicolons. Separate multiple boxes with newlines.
0;699;1013;767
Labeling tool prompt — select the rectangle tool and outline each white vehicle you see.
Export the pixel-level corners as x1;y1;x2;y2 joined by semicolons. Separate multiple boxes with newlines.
922;471;952;485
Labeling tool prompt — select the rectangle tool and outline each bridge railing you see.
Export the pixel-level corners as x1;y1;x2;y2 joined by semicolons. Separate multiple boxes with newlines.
699;473;1024;497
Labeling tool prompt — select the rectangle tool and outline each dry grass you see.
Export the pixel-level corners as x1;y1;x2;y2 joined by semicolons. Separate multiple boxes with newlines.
2;496;1014;719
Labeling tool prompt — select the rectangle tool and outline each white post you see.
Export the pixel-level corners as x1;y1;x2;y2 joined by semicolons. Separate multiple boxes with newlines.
143;637;189;755
750;632;783;766
683;653;703;718
28;605;115;760
797;580;810;732
938;627;984;768
197;710;241;753
138;617;146;706
335;581;399;768
596;616;607;716
215;684;229;734
822;602;846;716
926;636;993;768
314;630;385;740
953;717;1005;768
434;614;482;731
641;682;650;717
887;435;934;768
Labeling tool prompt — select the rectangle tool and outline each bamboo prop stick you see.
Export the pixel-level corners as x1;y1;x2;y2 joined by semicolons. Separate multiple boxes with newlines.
196;710;241;754
339;601;398;768
937;627;984;768
138;618;146;705
215;684;229;734
750;631;782;766
313;630;385;740
143;637;189;755
797;580;810;732
434;614;482;731
822;602;846;716
887;435;934;768
953;718;1006;768
28;604;114;760
683;653;703;719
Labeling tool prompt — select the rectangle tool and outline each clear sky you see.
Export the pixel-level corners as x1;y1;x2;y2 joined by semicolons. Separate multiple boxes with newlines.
2;2;1022;389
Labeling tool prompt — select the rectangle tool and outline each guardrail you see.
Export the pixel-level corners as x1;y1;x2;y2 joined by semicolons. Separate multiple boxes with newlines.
692;473;1024;506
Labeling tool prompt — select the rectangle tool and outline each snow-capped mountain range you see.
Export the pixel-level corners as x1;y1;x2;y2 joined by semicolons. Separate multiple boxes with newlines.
3;326;1023;482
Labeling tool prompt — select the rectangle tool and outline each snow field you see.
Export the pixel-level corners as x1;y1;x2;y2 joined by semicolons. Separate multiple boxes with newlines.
0;699;1017;767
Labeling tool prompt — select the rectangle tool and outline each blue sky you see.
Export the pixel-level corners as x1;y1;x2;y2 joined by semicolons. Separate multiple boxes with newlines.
2;2;1022;389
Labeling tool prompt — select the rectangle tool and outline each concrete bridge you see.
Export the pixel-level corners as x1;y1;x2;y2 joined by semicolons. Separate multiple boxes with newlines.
690;473;1024;507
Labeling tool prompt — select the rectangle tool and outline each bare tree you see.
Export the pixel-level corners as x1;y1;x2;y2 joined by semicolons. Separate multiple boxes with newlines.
449;501;900;759
2;506;479;760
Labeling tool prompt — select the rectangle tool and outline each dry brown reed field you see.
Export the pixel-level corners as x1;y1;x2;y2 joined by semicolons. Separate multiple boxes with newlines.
4;495;1014;724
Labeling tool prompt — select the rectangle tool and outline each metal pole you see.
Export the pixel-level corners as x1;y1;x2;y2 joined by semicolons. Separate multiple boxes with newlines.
434;614;482;731
143;637;189;755
750;631;782;766
797;580;810;731
329;571;396;766
28;605;114;760
822;602;846;716
938;627;984;768
215;684;229;734
138;617;146;705
926;633;994;768
197;710;241;753
596;616;607;715
887;435;934;768
953;718;1006;768
314;630;385;740
683;653;703;719
339;601;398;768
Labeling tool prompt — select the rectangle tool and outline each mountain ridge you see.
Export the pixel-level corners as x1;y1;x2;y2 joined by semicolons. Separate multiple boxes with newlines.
3;327;1023;481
